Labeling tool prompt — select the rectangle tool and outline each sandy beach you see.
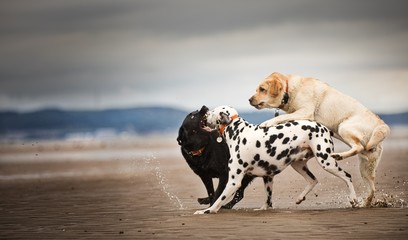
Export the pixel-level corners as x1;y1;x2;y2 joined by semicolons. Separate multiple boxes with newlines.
0;131;407;239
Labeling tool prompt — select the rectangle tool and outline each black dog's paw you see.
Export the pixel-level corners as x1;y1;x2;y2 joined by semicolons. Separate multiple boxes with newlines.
197;197;211;205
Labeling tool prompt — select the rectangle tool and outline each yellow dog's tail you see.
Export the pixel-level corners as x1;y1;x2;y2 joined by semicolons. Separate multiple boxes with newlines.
366;123;390;151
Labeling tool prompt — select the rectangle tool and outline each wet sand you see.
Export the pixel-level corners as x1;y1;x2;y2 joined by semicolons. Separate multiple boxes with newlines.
0;134;407;239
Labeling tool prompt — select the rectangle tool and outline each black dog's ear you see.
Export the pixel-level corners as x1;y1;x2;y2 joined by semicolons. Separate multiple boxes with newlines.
219;112;232;125
176;127;183;145
199;105;209;115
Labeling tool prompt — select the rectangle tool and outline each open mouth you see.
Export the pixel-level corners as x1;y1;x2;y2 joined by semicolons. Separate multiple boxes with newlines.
249;99;264;109
200;112;214;132
253;102;264;109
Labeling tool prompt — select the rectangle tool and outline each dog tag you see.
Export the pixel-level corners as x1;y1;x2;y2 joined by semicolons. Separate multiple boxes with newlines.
216;137;223;143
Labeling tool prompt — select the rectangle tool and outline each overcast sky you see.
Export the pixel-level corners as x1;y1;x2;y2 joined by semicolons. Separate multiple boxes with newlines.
0;0;407;113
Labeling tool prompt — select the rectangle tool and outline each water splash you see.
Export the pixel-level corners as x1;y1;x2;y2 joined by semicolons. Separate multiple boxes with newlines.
143;155;186;210
372;192;406;208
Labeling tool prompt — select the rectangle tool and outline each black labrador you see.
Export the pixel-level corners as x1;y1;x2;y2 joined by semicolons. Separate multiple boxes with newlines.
177;105;253;208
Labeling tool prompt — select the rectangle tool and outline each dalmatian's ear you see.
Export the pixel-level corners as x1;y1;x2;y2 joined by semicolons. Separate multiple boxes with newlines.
219;112;232;125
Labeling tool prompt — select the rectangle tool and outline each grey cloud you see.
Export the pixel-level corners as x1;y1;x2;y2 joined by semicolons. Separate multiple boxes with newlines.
0;0;407;112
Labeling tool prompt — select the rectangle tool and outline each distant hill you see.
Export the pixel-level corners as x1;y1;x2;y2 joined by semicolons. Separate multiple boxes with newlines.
0;107;407;140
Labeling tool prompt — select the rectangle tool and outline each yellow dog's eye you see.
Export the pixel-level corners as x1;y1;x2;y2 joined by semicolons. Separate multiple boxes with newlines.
259;87;266;93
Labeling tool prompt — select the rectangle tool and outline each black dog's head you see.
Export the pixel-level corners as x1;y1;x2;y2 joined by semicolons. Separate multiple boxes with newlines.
177;105;213;156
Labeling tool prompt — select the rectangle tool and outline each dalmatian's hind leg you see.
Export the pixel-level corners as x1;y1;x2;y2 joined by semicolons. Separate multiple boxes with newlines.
315;154;359;207
255;176;274;211
290;160;317;204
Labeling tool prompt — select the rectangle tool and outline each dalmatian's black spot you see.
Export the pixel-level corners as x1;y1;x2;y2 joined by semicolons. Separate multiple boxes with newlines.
221;196;226;200
326;148;331;154
301;125;308;131
251;160;256;165
282;137;290;144
316;152;328;160
308;133;313;140
236;169;242;174
292;135;298;141
242;138;247;145
284;157;292;165
268;134;278;145
285;122;292;127
278;133;284;139
289;147;300;156
254;154;260;161
243;162;249;168
290;120;299;126
267;146;277;157
317;144;321;151
326;162;330;166
238;159;243;165
277;149;289;160
276;125;284;130
324;138;328;143
345;171;352;179
237;153;240;159
256;140;261;148
235;145;239;152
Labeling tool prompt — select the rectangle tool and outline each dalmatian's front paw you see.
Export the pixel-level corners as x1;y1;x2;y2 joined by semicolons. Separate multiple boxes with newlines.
194;209;213;215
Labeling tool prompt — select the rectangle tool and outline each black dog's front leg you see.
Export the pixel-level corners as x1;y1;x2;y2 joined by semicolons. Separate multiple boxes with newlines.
197;174;215;205
213;174;228;206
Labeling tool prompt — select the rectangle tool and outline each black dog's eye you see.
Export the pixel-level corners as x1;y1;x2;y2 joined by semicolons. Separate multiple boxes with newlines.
192;130;197;134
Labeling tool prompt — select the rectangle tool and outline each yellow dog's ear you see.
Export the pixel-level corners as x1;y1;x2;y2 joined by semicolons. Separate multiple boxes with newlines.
266;72;286;98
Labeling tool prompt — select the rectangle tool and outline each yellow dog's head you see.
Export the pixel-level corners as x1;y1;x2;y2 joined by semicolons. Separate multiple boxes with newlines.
249;72;288;109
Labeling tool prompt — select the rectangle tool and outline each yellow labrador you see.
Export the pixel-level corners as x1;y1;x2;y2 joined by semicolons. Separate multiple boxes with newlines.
249;72;390;207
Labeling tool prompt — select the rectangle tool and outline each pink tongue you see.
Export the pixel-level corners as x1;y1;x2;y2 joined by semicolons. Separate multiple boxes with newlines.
202;126;213;132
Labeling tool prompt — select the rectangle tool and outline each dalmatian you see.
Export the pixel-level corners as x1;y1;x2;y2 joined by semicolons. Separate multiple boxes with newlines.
194;106;359;214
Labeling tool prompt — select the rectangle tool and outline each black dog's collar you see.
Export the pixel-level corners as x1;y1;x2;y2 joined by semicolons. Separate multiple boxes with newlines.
187;146;206;156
